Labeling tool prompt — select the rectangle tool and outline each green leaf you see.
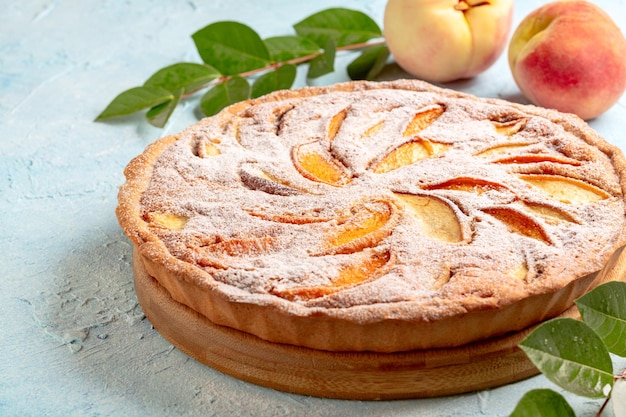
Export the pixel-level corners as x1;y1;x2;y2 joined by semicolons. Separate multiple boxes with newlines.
200;75;250;117
519;318;614;398
145;88;183;128
264;36;320;62
347;44;390;81
95;86;174;121
251;64;297;98
192;21;270;75
576;281;626;357
307;38;335;79
509;389;575;417
293;7;382;48
144;63;221;95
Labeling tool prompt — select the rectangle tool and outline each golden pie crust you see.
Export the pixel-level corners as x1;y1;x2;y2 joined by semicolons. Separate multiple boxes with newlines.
117;79;626;353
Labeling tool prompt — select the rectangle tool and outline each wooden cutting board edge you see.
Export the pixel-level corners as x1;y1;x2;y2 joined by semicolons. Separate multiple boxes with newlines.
132;246;626;400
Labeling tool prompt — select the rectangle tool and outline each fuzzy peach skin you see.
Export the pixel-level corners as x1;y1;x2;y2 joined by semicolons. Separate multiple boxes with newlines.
508;1;626;120
384;0;513;83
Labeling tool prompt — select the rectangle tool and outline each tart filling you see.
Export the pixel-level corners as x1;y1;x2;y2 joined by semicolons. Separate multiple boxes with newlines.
117;80;626;352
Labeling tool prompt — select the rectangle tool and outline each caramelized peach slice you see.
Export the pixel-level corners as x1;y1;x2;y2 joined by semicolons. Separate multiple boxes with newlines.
432;268;452;290
491;117;528;136
362;120;385;138
194;236;277;269
393;193;463;242
240;165;304;196
509;263;529;281
273;250;392;301
372;139;450;174
327;109;347;141
199;141;221;157
482;207;551;244
519;174;611;204
292;141;352;186
272;104;296;135
319;200;394;255
403;105;445;137
145;212;189;230
492;154;582;166
205;236;276;257
475;143;535;157
522;201;578;224
245;208;333;225
227;116;243;143
424;177;510;194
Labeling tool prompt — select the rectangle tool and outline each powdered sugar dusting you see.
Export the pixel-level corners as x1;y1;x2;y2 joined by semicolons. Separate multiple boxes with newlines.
135;81;626;318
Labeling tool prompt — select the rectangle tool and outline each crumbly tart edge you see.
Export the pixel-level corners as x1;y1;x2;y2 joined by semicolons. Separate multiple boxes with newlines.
116;79;626;352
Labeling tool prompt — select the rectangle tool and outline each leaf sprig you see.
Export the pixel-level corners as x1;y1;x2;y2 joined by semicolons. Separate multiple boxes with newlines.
95;8;388;128
510;281;626;417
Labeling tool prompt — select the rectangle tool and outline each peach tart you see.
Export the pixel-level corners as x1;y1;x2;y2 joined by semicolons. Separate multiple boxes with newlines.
117;80;626;353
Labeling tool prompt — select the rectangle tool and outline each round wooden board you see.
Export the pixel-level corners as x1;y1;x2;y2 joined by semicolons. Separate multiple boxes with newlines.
133;247;626;400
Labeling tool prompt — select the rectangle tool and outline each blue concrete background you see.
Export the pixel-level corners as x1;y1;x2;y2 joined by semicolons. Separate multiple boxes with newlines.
2;1;625;416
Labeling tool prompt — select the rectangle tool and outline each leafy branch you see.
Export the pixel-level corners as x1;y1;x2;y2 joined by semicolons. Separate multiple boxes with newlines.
94;8;389;128
510;281;626;417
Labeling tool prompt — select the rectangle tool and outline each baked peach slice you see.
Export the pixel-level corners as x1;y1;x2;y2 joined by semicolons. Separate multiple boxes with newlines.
317;200;395;255
481;206;552;244
476;143;582;166
239;164;307;196
194;235;278;269
492;154;582;166
327;109;347;141
271;103;296;136
475;142;536;157
292;140;352;186
145;212;189;230
372;139;450;174
509;262;530;282
198;141;221;157
244;206;334;225
434;261;530;291
403;104;445;137
490;117;528;136
393;193;463;243
204;235;277;257
424;177;510;194
519;174;611;204
272;249;392;301
369;105;449;174
362;120;385;138
522;201;578;225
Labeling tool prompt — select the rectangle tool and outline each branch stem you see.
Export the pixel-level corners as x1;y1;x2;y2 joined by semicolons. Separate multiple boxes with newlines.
596;396;610;417
182;38;387;99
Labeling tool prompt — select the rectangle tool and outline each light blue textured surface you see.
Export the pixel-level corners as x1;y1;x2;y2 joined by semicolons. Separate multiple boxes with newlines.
2;1;626;416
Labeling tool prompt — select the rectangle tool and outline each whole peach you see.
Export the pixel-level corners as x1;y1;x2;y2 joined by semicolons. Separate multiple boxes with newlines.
508;1;626;120
384;0;514;83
